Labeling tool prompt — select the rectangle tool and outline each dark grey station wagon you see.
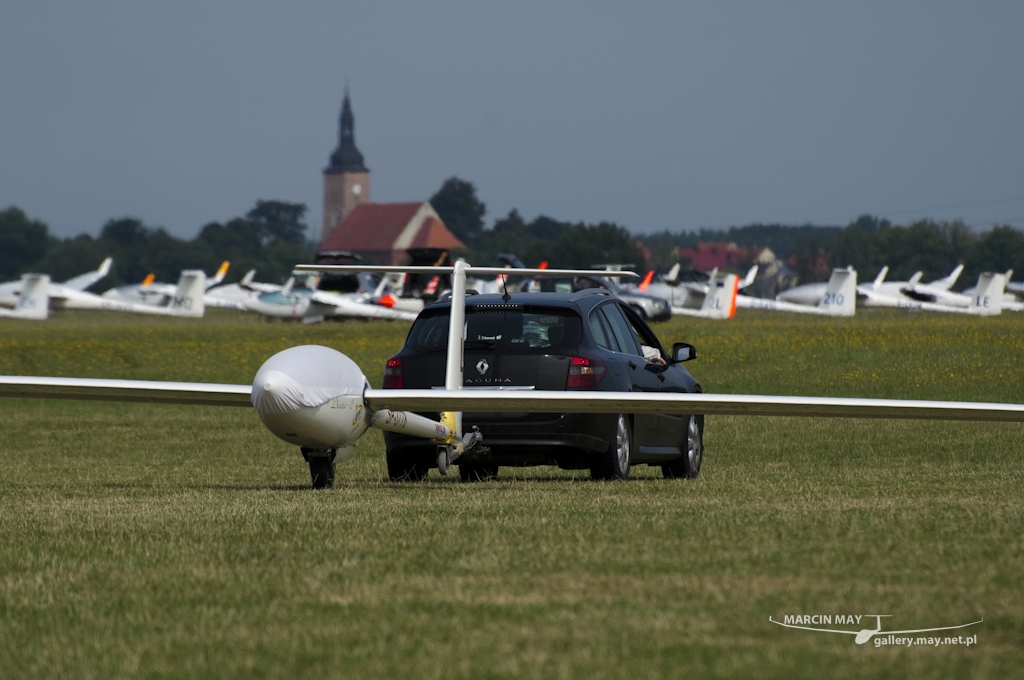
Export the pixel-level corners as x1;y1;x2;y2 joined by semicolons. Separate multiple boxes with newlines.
382;289;704;481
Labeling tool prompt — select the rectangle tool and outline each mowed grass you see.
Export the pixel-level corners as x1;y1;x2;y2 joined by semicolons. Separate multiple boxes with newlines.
0;309;1022;679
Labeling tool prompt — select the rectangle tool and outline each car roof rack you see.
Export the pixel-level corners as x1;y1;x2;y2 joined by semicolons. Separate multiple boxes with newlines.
436;290;479;303
568;289;613;303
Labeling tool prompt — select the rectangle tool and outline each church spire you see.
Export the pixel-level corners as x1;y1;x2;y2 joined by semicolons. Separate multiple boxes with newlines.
326;89;368;174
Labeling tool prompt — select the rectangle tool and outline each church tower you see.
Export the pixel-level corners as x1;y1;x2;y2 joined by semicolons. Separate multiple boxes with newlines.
321;90;370;243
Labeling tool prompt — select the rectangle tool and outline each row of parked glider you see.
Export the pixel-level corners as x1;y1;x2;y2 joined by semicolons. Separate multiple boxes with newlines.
1;256;1021;322
0;259;419;322
632;263;1023;319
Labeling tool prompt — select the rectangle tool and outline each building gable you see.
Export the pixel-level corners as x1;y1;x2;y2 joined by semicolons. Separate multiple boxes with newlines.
319;202;465;264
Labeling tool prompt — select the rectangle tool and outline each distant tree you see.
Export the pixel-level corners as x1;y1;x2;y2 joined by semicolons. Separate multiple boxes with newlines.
100;218;151;248
464;211;645;270
430;177;486;244
870;219;963;282
963;225;1024;286
786;233;833;283
34;234;108;286
247;200;308;245
552;221;646;270
196;218;265;261
640;223;843;277
196;205;314;285
831;215;890;277
0;207;49;279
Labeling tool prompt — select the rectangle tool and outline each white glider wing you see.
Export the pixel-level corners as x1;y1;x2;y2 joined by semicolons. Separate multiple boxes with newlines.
309;289;418;321
364;390;1024;422
3;376;1024;423
0;376;252;407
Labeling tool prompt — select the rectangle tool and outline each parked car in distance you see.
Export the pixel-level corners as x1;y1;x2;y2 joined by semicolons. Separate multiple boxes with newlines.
517;275;672;322
382;289;703;482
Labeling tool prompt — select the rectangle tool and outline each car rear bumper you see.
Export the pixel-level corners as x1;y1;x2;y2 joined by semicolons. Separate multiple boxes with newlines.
383;412;615;468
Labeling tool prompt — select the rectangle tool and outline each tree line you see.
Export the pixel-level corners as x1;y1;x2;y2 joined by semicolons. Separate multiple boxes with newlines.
0;201;313;287
430;178;1024;288
3;177;1023;291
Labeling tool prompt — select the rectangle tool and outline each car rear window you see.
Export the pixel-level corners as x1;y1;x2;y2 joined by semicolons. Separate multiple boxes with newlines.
407;306;582;354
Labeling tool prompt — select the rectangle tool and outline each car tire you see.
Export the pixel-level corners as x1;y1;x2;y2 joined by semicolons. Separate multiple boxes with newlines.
630;304;648;320
386;450;430;482
591;414;632;480
459;463;499;482
663;414;703;479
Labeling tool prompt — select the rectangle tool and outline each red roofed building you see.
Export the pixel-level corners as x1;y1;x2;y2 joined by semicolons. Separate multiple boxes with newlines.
318;92;464;263
319;201;465;265
677;242;750;271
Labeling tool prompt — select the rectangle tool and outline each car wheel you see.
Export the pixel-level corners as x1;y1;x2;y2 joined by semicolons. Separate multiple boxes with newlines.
663;414;703;479
591;414;632;480
386;450;430;482
459;463;499;482
630;304;648;320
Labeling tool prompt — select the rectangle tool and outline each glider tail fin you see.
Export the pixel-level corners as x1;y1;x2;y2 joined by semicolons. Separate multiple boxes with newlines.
739;264;759;290
935;264;964;290
969;272;1005;315
207;261;230;288
14;274;50;319
701;271;739;318
818;268;857;316
61;257;113;292
872;266;888;289
168;271;206;317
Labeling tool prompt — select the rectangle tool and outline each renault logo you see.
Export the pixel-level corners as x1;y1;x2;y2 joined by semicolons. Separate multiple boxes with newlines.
475;359;489;374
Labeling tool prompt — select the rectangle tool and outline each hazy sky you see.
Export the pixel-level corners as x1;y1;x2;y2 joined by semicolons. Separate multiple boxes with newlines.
2;2;1022;239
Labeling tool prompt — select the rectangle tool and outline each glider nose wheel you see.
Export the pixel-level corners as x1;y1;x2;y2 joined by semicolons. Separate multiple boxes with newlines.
302;447;337;489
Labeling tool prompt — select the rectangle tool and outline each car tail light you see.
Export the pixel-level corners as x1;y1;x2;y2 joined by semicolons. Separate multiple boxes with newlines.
383;355;403;388
567;356;606;389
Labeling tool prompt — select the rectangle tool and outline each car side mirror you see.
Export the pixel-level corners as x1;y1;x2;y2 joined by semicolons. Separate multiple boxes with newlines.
672;342;697;362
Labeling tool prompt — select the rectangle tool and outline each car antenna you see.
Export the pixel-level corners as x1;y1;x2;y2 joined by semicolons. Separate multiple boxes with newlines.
501;271;511;301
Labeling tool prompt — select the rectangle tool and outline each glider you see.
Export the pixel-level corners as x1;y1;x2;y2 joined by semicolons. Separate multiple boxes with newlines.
2;262;1023;489
102;261;230;306
1;262;205;317
736;267;857;316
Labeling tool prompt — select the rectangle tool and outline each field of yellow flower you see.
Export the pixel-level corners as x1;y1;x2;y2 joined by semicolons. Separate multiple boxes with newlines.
0;308;1021;679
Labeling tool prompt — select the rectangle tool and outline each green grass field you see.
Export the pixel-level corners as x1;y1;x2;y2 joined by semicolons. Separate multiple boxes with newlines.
1;309;1022;679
